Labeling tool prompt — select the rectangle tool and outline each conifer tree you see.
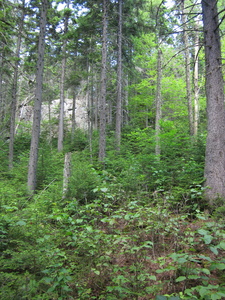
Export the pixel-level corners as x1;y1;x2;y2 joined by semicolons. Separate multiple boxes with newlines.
27;0;48;192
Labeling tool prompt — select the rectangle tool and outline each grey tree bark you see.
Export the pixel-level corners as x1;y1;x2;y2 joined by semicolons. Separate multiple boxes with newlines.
27;0;48;192
181;0;194;135
9;2;25;168
115;0;123;150
202;0;225;203
155;48;162;158
193;20;200;136
62;152;71;199
58;3;69;152
98;0;108;162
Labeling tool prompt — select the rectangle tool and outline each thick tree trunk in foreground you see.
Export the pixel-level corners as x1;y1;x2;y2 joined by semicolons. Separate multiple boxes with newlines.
202;0;225;203
27;0;48;192
98;0;108;162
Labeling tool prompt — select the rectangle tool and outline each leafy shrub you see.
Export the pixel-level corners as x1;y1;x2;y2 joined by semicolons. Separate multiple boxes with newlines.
67;153;101;203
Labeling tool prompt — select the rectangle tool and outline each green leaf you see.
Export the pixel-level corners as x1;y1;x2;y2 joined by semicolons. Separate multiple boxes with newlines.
212;263;225;270
202;268;210;275
155;296;167;300
16;220;26;226
175;276;186;282
198;286;209;297
210;246;219;255
203;234;213;244
219;241;225;250
187;275;200;280
197;229;208;235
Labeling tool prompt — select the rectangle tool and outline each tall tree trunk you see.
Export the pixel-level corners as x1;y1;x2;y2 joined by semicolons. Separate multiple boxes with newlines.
155;47;162;158
193;20;200;136
98;0;108;162
27;0;48;192
0;41;4;124
115;0;123;150
58;3;69;152
62;152;71;199
202;0;225;203
181;0;194;135
123;75;129;125
71;90;76;143
9;2;25;168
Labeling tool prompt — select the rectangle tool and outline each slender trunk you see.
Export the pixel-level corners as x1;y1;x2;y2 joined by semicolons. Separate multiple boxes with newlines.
58;3;69;151
155;48;162;158
115;0;123;150
71;91;76;143
98;0;108;162
62;152;71;199
27;0;48;192
0;41;4;124
123;75;129;125
9;4;25;168
181;0;194;135
193;20;199;136
202;0;225;203
87;62;94;160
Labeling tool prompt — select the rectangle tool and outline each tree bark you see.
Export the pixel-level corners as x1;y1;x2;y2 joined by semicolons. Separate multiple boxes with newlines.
155;47;162;158
98;0;108;162
9;1;25;168
115;0;123;150
181;0;194;135
27;0;48;192
62;152;71;199
58;3;69;152
193;20;200;136
202;0;225;203
71;90;76;143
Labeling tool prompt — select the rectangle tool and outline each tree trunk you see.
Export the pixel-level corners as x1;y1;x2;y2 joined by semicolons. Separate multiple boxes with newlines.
202;0;225;203
0;41;4;124
181;0;194;135
27;0;48;192
115;0;123;150
58;2;69;152
155;48;162;158
9;2;25;168
71;90;76;143
98;0;108;162
193;20;200;136
62;152;71;199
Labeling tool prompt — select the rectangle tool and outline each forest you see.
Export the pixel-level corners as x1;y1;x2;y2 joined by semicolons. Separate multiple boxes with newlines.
1;0;225;299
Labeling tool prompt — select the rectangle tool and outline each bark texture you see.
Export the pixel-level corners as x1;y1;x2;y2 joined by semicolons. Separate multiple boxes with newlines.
193;20;200;136
181;0;193;135
27;0;48;192
58;3;69;152
202;0;225;203
9;4;24;168
98;0;108;162
155;48;162;158
115;0;123;150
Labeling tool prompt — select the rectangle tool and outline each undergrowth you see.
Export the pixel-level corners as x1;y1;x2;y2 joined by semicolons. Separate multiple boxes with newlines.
1;132;225;299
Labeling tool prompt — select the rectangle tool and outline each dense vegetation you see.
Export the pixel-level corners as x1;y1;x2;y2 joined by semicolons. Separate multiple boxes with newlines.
1;129;225;299
1;0;225;299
